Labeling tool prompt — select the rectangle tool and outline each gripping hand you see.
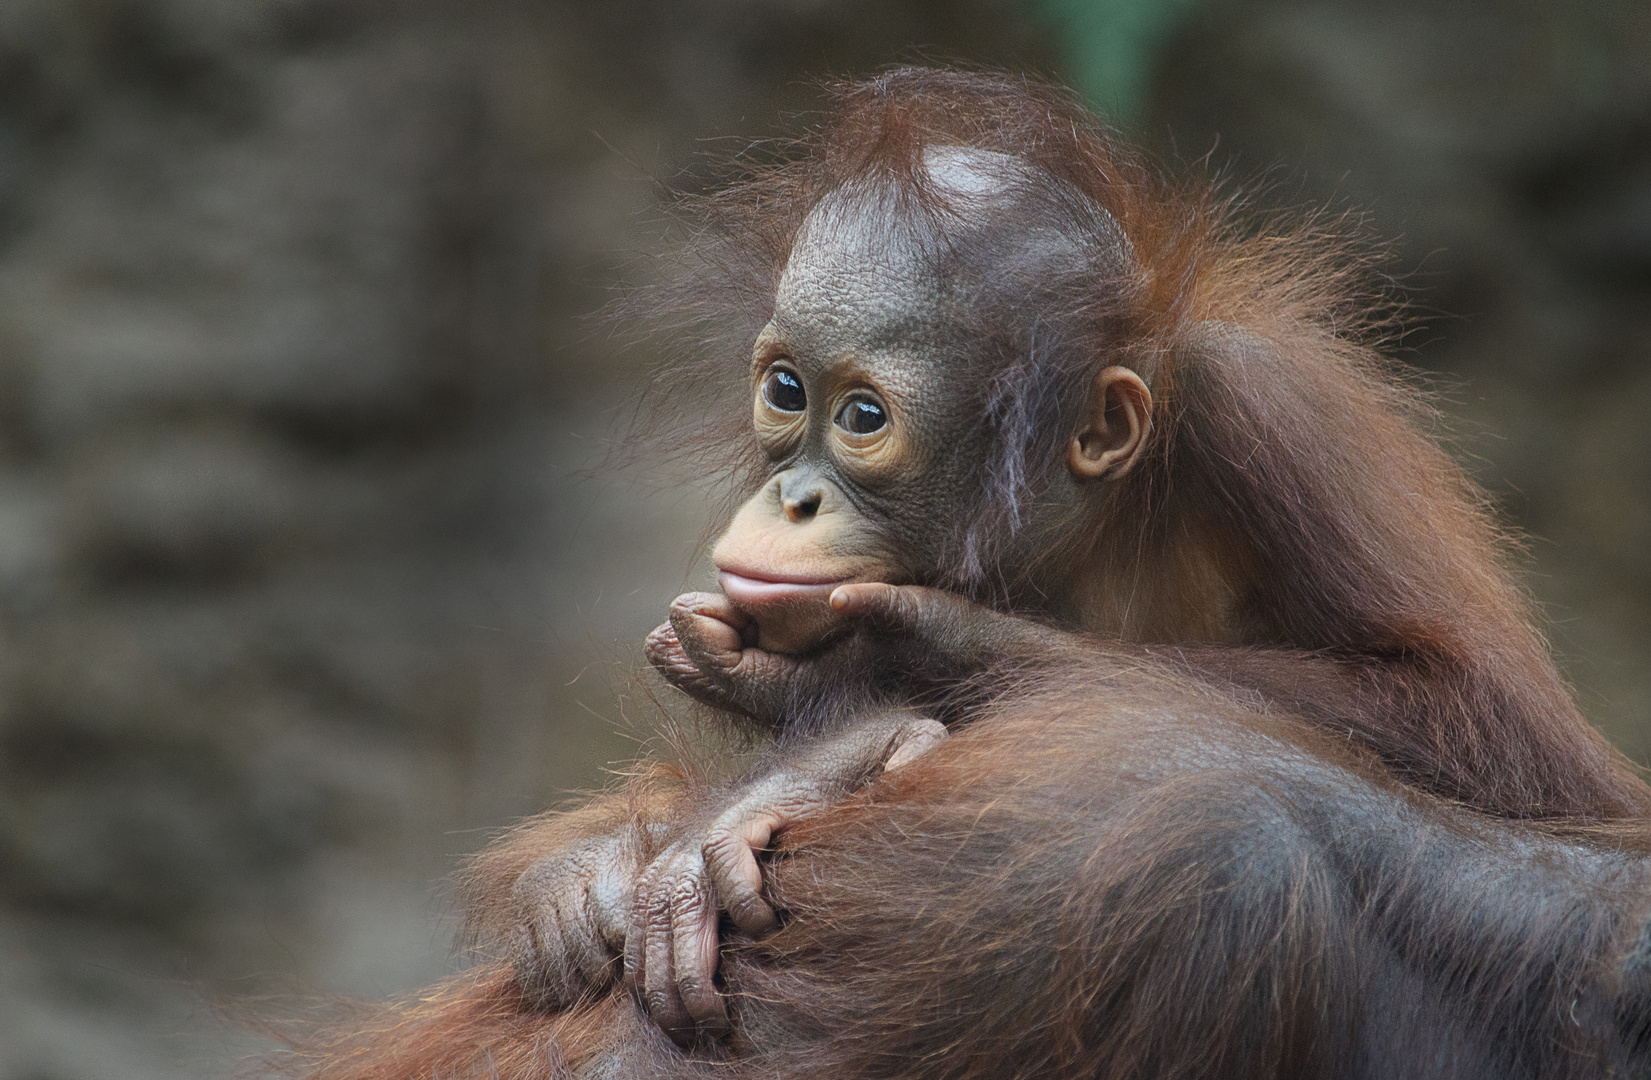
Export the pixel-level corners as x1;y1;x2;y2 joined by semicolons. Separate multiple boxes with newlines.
623;711;947;1042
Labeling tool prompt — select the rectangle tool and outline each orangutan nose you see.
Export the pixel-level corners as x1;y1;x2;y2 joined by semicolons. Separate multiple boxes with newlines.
776;469;827;523
782;485;823;523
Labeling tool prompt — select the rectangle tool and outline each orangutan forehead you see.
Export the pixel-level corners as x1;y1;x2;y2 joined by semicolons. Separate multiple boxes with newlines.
770;146;1089;364
769;207;944;360
781;145;1041;282
766;143;1129;368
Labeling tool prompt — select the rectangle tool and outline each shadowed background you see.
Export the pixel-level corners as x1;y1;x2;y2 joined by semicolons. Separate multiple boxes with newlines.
0;1;1644;1076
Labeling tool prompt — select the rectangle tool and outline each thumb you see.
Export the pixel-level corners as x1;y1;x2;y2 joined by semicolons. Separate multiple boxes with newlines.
829;582;1067;664
827;583;976;639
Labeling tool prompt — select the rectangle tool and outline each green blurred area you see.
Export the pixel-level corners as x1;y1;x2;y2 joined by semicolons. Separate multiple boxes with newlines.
0;2;1643;1077
1026;0;1209;119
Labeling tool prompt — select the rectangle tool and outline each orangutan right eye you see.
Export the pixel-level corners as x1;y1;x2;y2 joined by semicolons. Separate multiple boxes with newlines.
836;397;887;435
762;368;807;412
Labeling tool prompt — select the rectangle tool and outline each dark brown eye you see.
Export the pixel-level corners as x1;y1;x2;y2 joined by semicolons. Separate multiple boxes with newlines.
762;368;806;412
836;397;887;435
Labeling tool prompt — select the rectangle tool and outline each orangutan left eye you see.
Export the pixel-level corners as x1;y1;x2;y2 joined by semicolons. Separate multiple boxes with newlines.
836;397;887;435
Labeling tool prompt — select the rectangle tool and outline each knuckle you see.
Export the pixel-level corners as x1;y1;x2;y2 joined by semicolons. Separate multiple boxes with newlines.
772;792;823;818
662;845;697;876
513;902;562;954
668;608;702;640
701;829;741;865
644;627;681;664
670;873;707;911
645;895;675;931
638;879;672;925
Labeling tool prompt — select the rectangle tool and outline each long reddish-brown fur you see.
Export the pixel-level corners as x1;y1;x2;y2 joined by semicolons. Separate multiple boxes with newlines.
268;68;1651;1079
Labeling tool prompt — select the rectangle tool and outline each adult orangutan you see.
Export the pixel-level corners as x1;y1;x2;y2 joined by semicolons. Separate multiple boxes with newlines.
282;69;1651;1080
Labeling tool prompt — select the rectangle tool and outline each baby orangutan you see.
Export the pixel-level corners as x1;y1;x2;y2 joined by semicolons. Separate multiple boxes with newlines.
507;144;1129;1033
496;113;1650;1047
291;70;1651;1079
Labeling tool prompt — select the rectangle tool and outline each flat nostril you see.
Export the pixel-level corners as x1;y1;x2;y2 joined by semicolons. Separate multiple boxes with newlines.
783;490;822;523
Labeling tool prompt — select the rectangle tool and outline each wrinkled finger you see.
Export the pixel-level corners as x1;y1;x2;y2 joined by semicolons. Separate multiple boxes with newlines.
829;582;954;628
671;589;753;630
646;621;739;708
644;621;697;682
671;593;806;690
884;717;949;771
670;872;729;1035
829;583;1064;663
703;815;780;937
622;857;661;991
640;863;694;1037
668;592;749;672
510;864;583;1006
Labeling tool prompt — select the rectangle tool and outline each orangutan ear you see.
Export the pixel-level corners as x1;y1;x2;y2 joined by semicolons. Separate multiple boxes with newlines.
1067;366;1152;481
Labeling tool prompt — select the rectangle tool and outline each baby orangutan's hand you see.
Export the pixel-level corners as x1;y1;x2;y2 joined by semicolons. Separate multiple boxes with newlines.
644;591;809;722
623;711;948;1044
508;830;641;1009
647;584;1070;726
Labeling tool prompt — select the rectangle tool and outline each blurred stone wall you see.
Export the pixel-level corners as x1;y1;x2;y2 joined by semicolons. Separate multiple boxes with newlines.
0;3;1054;1078
0;2;1643;1078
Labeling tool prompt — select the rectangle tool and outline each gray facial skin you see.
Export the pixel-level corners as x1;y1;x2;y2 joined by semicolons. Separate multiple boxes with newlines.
758;201;971;575
746;147;1118;590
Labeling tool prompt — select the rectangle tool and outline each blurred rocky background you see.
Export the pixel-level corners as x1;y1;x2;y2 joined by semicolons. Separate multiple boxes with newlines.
0;1;1642;1077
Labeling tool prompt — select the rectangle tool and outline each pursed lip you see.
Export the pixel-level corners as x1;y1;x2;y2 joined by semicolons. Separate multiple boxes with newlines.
716;567;848;608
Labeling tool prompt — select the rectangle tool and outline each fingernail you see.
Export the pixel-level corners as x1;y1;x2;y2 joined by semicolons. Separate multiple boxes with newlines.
829;588;848;611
